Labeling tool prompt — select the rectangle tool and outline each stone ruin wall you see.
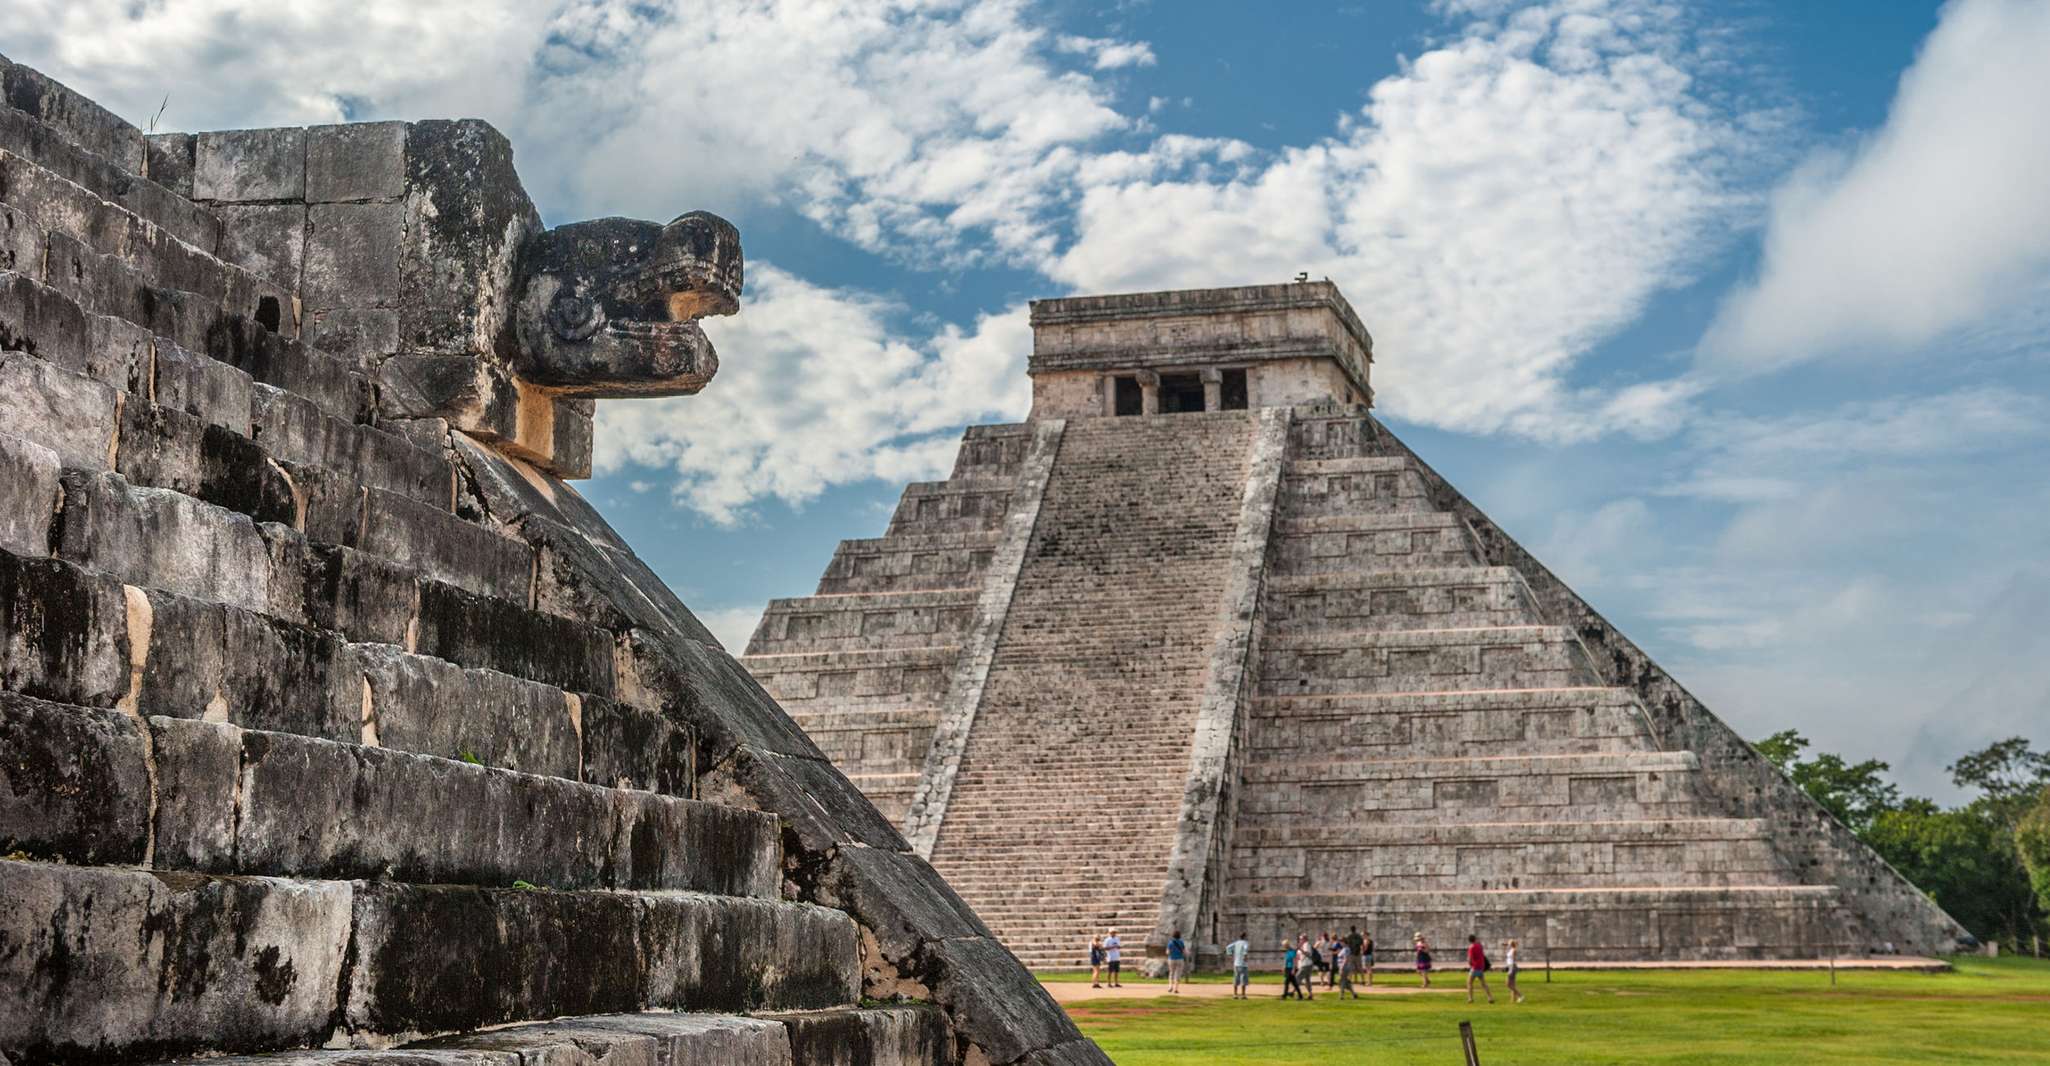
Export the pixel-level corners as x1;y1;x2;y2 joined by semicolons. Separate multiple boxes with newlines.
0;54;1108;1066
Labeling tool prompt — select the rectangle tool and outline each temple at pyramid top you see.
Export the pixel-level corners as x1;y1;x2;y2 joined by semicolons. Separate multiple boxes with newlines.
1026;281;1374;417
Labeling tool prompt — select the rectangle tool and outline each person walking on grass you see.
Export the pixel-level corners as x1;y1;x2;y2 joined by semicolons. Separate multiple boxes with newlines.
1313;932;1331;988
1166;929;1187;994
1089;936;1105;988
1346;926;1365;986
1282;939;1303;999
1295;934;1317;1000
1466;935;1497;1004
1414;934;1433;988
1361;932;1376;987
1226;932;1251;999
1103;929;1123;988
1505;938;1526;1003
1334;938;1359;999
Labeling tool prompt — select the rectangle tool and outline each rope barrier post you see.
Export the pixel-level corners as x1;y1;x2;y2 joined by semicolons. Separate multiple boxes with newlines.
1460;1020;1482;1066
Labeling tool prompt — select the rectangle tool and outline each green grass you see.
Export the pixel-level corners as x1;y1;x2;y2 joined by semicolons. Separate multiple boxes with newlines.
1054;958;2050;1064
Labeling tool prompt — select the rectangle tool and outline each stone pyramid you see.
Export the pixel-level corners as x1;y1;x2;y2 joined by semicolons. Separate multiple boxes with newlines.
741;283;1972;971
0;56;1106;1065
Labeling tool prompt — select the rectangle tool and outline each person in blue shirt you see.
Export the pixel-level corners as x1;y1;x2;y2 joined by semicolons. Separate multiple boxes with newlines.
1166;929;1188;993
1282;939;1303;999
1225;933;1251;999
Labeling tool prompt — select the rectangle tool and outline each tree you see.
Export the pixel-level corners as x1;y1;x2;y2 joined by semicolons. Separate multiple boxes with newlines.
1950;737;2050;822
1753;729;1901;833
2017;786;2050;920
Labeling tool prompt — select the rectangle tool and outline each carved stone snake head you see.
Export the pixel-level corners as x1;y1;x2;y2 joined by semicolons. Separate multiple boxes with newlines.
512;211;743;397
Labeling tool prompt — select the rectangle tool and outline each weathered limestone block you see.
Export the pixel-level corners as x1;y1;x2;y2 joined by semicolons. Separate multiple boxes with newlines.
0;348;120;470
301;545;416;645
0;430;59;556
143;131;195;197
147;714;243;871
0;54;146;169
776;1005;950;1066
215;202;308;291
617;630;823;764
56;469;273;611
339;642;581;778
137;589;354;738
114;403;298;529
306;201;404;308
413;580;615;695
925;937;1086;1066
155;341;255;433
636;893;861;1014
0;692;149;864
523;512;718;646
307;122;407;203
306;306;401;370
0;549;132;707
358;489;528;599
0;860;352;1061
251;384;450;506
0;271;91;372
0;103;217;253
578;692;696;797
0;200;44;276
194;126;307;203
816;844;992;967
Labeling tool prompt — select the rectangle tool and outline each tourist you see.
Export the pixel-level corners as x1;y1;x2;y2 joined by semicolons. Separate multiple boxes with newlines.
1361;931;1376;986
1226;932;1252;999
1414;934;1433;988
1313;932;1331;987
1166;929;1187;994
1465;935;1496;1004
1325;931;1341;989
1334;937;1358;998
1282;939;1302;999
1505;938;1525;1004
1295;934;1316;1000
1103;929;1123;988
1089;936;1105;988
1346;925;1366;986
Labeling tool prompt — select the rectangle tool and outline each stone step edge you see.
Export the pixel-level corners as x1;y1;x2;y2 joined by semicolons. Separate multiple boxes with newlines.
1252;685;1636;706
1240;750;1699;775
1265;624;1574;647
0;858;863;1059
1265;565;1522;589
0;690;779;896
140;1006;953;1066
1229;883;1845;903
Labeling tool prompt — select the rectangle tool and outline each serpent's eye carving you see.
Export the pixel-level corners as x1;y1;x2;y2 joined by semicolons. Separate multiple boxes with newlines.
546;292;605;341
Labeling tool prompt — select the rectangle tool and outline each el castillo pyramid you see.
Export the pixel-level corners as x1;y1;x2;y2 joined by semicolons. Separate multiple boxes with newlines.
740;282;1974;972
0;56;1108;1065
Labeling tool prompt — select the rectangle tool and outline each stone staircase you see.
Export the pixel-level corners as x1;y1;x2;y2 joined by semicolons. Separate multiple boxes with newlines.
743;423;1036;821
1216;411;1859;965
927;412;1258;970
0;55;1105;1066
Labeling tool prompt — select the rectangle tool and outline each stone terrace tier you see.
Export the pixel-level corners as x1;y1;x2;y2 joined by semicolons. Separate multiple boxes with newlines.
0;56;1106;1066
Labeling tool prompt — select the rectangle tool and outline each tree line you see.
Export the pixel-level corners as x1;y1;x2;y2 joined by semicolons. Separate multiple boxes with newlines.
1755;732;2050;954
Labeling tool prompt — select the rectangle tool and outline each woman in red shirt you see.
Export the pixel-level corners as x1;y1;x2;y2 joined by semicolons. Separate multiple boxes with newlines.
1465;935;1497;1004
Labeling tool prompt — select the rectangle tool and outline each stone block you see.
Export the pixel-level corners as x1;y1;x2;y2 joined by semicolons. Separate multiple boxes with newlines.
0;272;90;377
776;1006;950;1066
615;786;780;897
925;936;1083;1065
0;104;214;251
55;469;273;612
618;631;822;764
136;589;356;740
395;120;540;357
524;513;719;647
155;341;255;433
0;348;119;470
144;131;196;197
85;308;153;392
306;306;400;369
0;200;44;277
302;545;416;645
705;746;905;856
0;430;59;556
579;693;695;798
307;121;408;202
450;432;629;550
341;642;581;778
0;57;146;170
0;550;131;707
816;844;992;966
147;715;243;871
358;489;530;600
252;384;452;507
194;126;307;202
429;1011;790;1066
0;692;148;864
305;201;404;309
378;353;522;439
218;327;369;426
413;580;616;695
637;893;860;1013
0;861;351;1060
216;202;308;291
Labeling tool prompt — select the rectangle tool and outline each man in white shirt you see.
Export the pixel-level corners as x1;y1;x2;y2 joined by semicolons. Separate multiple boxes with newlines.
1103;929;1123;988
1225;933;1252;999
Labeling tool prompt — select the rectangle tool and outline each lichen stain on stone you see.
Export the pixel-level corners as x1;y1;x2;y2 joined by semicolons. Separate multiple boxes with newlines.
251;943;296;1006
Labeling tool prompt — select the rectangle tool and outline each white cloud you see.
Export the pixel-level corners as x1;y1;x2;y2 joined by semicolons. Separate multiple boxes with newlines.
1055;34;1158;70
1049;0;1769;440
1700;0;2050;369
695;604;768;653
594;264;1032;523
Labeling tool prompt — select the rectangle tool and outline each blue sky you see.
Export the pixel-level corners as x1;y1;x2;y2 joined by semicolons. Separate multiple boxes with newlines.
16;0;2049;797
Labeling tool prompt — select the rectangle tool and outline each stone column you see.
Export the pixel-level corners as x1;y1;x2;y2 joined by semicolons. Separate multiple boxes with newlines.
1199;367;1223;412
1137;370;1161;416
1101;374;1119;416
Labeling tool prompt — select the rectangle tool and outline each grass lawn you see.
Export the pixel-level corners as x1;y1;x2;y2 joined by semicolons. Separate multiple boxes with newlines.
1050;957;2050;1064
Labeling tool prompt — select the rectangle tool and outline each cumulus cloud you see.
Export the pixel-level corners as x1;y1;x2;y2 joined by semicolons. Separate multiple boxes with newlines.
1700;0;2050;368
1050;0;1770;440
1055;34;1158;70
595;264;1032;523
